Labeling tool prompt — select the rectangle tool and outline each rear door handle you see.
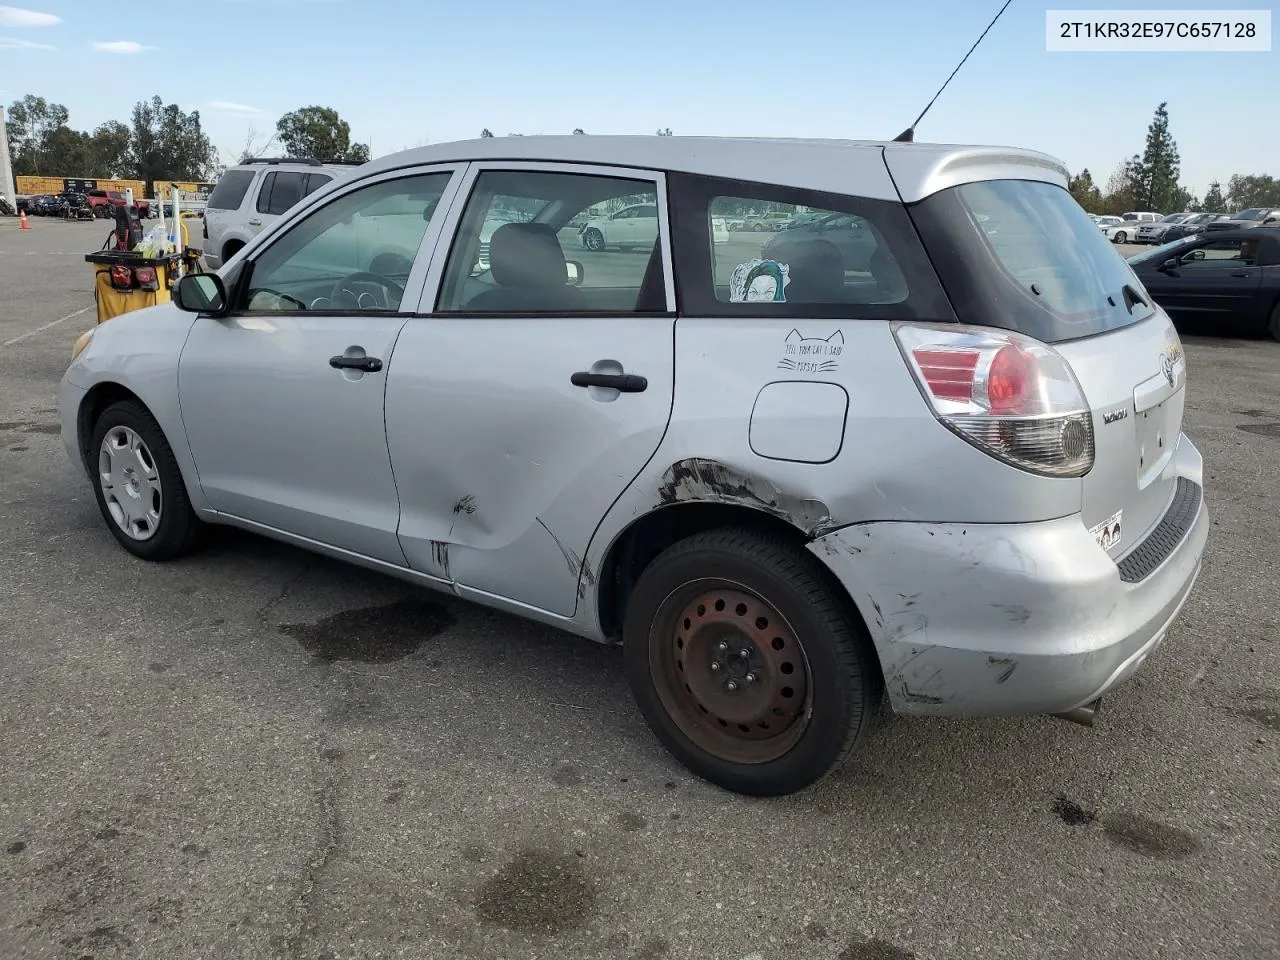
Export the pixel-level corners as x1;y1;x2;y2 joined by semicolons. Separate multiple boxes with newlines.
248;218;262;226
1230;270;1251;277
571;372;647;393
330;355;383;373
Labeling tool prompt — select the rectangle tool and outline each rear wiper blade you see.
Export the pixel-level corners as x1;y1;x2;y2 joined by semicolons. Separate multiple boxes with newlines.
1121;284;1148;314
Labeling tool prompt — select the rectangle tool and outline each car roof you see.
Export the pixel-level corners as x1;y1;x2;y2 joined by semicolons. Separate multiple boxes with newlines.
356;135;1069;203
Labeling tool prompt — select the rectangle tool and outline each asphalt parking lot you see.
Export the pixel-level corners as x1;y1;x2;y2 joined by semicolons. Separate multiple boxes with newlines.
1;218;1278;960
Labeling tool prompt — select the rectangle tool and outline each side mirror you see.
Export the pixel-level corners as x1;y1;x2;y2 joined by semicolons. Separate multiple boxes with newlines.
1160;258;1180;273
565;260;584;286
175;273;229;315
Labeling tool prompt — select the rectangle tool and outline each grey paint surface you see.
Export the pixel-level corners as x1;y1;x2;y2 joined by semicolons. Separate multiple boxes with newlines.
3;218;1280;959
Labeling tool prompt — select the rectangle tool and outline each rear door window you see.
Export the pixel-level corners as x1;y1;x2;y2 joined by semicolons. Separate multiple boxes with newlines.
667;173;952;321
207;170;255;211
257;171;309;216
909;179;1156;343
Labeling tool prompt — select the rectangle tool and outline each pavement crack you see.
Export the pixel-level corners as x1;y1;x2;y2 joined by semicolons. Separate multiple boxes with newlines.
277;742;345;958
257;561;314;624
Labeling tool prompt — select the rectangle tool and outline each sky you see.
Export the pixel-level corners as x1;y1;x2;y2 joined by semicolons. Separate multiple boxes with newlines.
0;0;1275;196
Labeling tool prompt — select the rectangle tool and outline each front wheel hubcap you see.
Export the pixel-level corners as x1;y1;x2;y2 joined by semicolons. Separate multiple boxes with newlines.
653;585;811;764
99;425;163;541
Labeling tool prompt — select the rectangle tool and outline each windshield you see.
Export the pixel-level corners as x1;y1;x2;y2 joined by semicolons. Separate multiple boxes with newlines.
910;179;1156;344
1232;208;1265;220
1125;235;1197;266
1159;213;1187;223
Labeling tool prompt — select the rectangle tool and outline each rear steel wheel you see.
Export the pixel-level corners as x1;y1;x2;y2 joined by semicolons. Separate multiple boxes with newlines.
624;528;879;796
652;585;811;765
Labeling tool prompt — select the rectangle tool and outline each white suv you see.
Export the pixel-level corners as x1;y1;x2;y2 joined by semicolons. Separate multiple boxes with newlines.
201;158;361;269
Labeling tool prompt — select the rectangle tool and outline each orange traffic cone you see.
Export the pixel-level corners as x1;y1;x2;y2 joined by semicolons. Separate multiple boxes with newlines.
19;210;31;230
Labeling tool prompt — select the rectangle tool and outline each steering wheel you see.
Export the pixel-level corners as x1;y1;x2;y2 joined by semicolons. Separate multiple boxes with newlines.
249;288;308;311
329;271;405;311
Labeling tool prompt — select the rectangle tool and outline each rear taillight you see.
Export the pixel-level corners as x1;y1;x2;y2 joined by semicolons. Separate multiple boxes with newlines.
894;323;1095;478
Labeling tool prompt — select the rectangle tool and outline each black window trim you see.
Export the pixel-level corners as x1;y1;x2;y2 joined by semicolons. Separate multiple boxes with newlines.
667;171;955;322
224;168;461;317
431;165;674;318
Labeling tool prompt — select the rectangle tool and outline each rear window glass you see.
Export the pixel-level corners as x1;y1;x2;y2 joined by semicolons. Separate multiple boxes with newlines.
668;173;954;321
910;179;1156;344
207;170;255;211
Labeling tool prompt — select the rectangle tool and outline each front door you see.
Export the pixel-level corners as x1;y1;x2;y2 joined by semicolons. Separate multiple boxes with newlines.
178;168;461;564
385;163;676;617
1154;236;1263;325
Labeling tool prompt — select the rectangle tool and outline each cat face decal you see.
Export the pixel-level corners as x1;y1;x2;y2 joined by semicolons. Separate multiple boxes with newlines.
778;329;844;374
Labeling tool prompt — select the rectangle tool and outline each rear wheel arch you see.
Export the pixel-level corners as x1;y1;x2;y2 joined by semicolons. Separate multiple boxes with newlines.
595;502;877;666
222;238;246;263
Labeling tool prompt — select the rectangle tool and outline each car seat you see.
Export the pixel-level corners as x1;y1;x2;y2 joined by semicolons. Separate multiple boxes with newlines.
466;223;586;312
765;238;845;302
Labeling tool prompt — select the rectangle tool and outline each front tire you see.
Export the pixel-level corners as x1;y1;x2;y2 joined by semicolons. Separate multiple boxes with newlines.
1269;302;1280;343
89;400;205;561
623;528;879;796
1113;230;1127;243
583;228;604;252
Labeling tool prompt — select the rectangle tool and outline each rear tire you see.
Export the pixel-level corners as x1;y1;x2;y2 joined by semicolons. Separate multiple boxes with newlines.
623;528;879;796
89;400;206;561
1269;302;1280;343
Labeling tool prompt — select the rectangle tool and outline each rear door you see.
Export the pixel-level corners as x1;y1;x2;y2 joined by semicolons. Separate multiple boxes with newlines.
384;161;677;617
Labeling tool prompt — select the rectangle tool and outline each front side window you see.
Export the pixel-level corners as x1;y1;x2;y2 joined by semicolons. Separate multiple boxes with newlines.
667;173;951;321
1179;237;1258;267
239;171;452;313
436;169;667;314
257;171;309;216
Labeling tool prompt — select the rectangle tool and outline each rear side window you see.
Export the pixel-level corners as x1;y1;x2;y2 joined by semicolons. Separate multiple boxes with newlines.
910;179;1156;344
304;173;332;197
257;171;308;215
667;173;953;321
206;170;255;211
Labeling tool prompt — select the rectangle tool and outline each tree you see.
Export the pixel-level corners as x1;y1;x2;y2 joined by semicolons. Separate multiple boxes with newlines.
1068;168;1103;212
1225;174;1280;210
572;128;585;135
480;128;494;138
4;94;70;174
237;125;279;163
129;95;217;187
88;121;131;178
276;106;369;162
1202;181;1226;213
656;127;673;136
1122;102;1181;212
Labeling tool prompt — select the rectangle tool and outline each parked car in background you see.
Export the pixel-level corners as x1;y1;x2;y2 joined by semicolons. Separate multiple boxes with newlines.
1094;215;1123;232
60;134;1208;797
202;157;362;269
1161;212;1228;243
1204;207;1280;232
1136;212;1194;245
578;201;659;251
1102;219;1141;243
1122;211;1162;224
1127;226;1280;339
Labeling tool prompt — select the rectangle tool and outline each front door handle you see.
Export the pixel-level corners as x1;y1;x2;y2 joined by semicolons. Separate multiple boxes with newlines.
571;371;647;393
1230;270;1251;277
330;355;383;373
248;218;262;227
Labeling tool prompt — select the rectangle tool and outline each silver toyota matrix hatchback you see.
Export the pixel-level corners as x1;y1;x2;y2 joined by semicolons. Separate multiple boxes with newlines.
60;136;1209;796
